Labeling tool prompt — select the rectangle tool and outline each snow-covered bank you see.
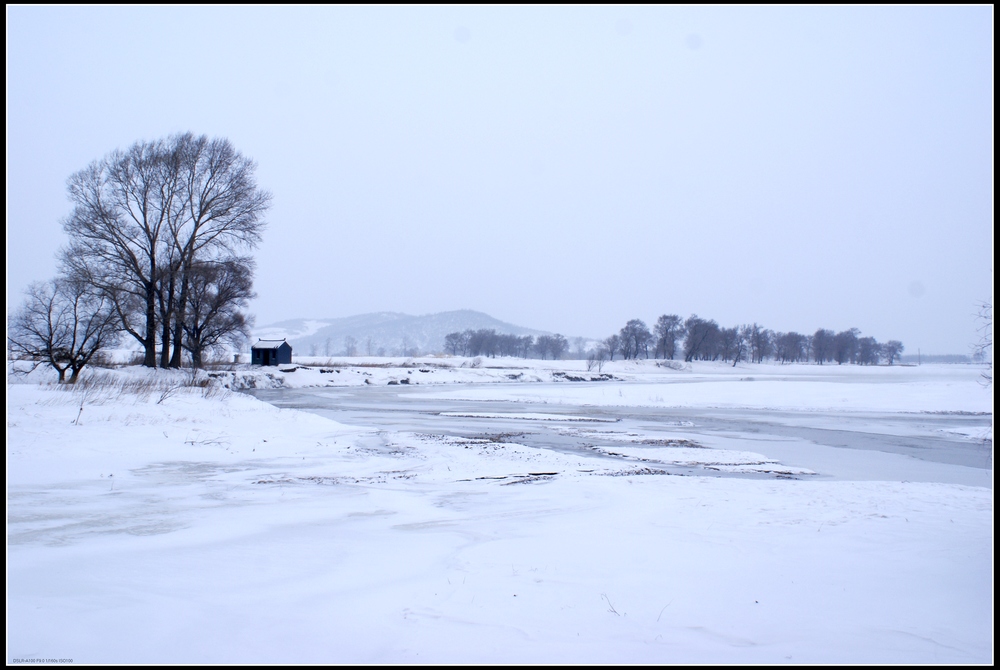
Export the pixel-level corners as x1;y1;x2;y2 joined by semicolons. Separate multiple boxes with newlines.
208;357;991;414
414;361;990;414
6;365;993;663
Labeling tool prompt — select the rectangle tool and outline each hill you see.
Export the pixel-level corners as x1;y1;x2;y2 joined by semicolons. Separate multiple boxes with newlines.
254;310;560;356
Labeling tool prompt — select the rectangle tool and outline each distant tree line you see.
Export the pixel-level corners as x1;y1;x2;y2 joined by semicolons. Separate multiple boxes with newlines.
443;315;904;366
9;133;269;381
444;329;568;360
597;315;903;366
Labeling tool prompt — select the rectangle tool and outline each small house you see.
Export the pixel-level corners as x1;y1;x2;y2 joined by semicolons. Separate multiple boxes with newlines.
251;339;293;366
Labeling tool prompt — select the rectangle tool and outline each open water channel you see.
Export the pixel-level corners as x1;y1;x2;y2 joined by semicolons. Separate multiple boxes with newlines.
247;382;993;488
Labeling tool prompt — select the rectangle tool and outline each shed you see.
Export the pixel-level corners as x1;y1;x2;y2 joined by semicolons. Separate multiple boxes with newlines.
251;339;293;366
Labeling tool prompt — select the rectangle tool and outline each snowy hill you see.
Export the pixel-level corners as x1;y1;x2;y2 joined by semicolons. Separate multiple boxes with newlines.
254;310;562;356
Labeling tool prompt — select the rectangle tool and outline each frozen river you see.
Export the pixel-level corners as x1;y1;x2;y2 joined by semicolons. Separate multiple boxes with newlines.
248;381;993;488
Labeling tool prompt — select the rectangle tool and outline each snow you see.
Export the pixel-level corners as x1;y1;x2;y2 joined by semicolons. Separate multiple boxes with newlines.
439;411;619;422
6;361;993;663
416;365;989;414
206;357;991;415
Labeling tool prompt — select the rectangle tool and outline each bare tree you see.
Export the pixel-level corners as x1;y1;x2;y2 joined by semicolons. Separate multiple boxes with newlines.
534;335;553;359
497;333;519;358
534;334;568;360
399;334;415;357
747;323;773;363
732;325;752;366
879;339;903;365
654;314;683;360
683;315;720;362
444;331;465;356
775;332;808;363
518;335;534;358
165;134;270;367
344;335;358;357
550;334;569;360
9;278;119;383
468;329;499;357
619;319;652;360
61;133;270;369
587;346;608;372
833;328;860;365
61;140;176;367
603;334;620;361
973;300;991;387
719;326;740;363
856;336;881;365
180;258;255;368
811;329;835;364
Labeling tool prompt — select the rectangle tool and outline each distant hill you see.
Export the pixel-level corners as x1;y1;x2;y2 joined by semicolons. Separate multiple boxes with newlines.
254;310;565;356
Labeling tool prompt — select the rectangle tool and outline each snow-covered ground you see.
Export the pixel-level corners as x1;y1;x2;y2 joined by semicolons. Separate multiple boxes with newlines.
214;355;992;414
6;361;993;663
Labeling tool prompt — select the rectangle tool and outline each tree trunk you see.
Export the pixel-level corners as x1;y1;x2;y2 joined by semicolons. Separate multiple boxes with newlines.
169;263;191;368
160;316;172;368
144;286;158;368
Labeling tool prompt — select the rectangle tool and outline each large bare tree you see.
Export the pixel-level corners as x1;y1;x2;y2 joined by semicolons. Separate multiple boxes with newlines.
165;134;270;367
61;139;179;367
61;133;269;368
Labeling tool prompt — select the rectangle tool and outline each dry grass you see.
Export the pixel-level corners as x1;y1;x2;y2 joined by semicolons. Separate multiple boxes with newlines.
58;369;228;404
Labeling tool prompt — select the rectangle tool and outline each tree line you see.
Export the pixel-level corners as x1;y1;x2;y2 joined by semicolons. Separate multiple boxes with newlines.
9;133;269;382
598;315;903;366
444;315;904;366
444;329;570;360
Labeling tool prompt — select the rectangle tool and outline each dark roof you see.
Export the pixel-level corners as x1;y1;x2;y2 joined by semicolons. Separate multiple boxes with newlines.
252;339;291;350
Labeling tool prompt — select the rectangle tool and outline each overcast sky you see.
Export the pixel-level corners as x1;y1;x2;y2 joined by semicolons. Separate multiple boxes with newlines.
6;6;992;353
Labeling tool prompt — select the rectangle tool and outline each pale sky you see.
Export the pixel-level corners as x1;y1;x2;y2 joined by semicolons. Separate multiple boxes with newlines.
6;6;993;354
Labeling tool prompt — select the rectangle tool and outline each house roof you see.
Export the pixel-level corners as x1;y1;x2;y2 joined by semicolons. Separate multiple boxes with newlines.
252;339;291;350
